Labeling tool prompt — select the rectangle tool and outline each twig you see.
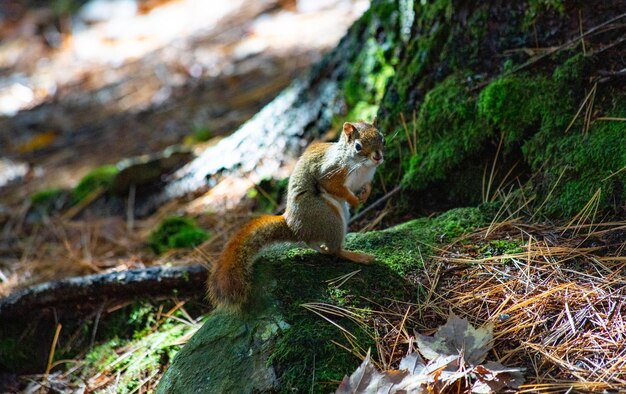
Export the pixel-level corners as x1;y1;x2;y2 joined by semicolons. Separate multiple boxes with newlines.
597;68;626;77
126;184;136;231
578;10;586;55
349;185;401;225
62;187;106;221
46;323;63;376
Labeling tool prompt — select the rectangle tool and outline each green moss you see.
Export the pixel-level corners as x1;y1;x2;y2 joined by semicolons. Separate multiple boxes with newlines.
157;263;286;393
478;58;626;217
478;75;555;146
432;207;486;239
51;0;82;16
84;337;123;371
344;40;392;107
379;0;492;128
480;240;523;257
72;165;119;203
148;216;210;254
268;207;486;391
29;187;71;216
340;36;396;125
443;5;490;71
168;227;210;250
184;126;213;144
553;53;590;86
264;255;399;390
81;307;202;393
338;0;400;126
378;42;625;218
31;187;64;205
530;104;626;216
525;0;565;26
247;177;289;214
394;75;487;190
192;127;212;142
375;2;609;218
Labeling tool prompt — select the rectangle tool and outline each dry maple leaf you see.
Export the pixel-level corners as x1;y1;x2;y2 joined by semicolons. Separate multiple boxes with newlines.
336;313;524;394
471;363;525;393
416;311;493;365
335;351;414;394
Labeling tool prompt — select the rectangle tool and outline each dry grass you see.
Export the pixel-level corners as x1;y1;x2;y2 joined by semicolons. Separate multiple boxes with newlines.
0;181;257;297
335;219;626;392
0;216;146;296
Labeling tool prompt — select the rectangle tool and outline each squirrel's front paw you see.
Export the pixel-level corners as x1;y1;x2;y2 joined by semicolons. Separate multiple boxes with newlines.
357;184;372;203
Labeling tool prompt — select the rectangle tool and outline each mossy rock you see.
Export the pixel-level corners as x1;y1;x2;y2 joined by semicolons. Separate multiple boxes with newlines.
148;216;210;254
370;0;625;219
72;165;119;203
28;187;72;219
110;146;193;194
157;207;486;393
378;47;625;217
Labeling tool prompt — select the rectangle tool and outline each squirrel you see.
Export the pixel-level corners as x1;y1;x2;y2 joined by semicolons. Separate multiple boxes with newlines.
207;119;385;307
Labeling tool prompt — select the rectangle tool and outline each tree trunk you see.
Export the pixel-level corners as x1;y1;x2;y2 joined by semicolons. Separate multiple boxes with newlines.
147;1;408;212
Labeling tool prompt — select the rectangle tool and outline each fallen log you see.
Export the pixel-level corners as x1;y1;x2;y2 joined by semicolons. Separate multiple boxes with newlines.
0;264;207;319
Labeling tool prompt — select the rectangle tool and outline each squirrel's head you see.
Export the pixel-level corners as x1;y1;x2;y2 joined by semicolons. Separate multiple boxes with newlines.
341;119;385;167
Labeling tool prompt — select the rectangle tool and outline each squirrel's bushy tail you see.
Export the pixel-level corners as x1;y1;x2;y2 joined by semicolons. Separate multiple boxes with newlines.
208;215;295;306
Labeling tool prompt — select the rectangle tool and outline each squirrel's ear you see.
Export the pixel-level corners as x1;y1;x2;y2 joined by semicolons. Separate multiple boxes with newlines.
371;116;377;127
343;122;357;140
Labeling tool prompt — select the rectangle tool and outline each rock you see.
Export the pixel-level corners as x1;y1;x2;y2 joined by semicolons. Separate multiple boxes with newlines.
110;145;194;195
157;208;486;392
155;284;283;393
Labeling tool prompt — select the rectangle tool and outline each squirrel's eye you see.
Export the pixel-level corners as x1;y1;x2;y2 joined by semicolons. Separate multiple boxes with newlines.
381;136;385;146
355;142;362;152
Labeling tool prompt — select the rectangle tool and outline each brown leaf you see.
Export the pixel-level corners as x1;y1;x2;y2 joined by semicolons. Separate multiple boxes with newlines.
415;312;493;366
338;314;522;394
398;352;426;374
336;352;412;394
471;362;525;393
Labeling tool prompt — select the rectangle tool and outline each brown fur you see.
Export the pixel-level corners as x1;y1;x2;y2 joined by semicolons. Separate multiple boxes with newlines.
208;215;294;306
318;167;359;208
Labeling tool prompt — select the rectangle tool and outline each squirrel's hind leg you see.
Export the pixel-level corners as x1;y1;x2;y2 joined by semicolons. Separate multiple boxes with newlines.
313;243;375;264
338;249;375;264
309;243;331;254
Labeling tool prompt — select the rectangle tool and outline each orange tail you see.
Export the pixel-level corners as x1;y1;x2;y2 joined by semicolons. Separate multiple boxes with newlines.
208;215;295;306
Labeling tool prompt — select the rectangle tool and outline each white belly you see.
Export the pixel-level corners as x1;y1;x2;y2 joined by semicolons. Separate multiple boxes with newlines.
346;165;376;193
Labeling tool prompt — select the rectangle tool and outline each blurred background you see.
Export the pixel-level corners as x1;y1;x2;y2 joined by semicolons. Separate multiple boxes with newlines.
0;0;367;193
0;0;368;296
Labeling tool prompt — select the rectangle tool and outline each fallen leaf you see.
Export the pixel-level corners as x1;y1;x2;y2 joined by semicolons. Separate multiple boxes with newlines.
337;313;523;394
471;362;525;393
398;352;426;374
416;312;493;365
14;131;58;153
336;352;411;394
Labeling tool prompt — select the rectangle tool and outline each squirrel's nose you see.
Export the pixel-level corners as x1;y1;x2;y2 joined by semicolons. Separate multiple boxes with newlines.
373;151;382;162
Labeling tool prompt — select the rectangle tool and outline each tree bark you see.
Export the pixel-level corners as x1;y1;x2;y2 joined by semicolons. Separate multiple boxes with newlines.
0;265;207;319
146;1;406;213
